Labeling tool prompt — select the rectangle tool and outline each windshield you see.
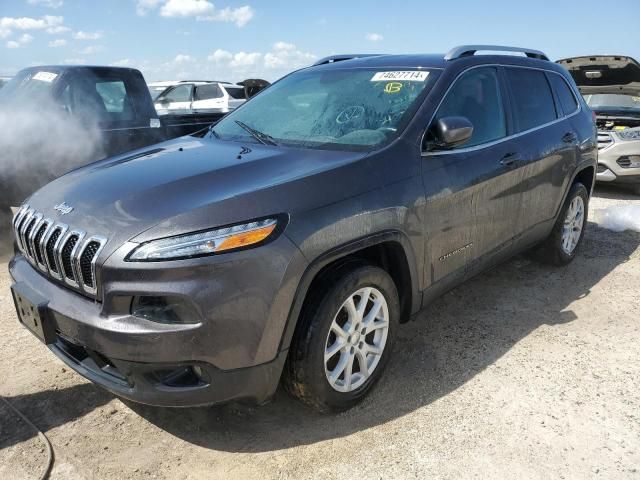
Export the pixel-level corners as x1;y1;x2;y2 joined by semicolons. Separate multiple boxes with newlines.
148;85;169;101
212;68;439;151
0;68;61;102
584;94;640;114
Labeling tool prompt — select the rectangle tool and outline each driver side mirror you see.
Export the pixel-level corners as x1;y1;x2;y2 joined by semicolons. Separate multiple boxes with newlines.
158;97;170;106
426;116;474;151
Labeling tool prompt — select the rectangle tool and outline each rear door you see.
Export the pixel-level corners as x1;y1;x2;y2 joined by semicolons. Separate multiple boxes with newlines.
191;83;224;112
155;83;193;114
503;67;577;234
421;66;523;285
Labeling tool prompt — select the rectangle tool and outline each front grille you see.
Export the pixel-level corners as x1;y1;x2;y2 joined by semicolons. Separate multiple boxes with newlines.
45;228;62;273
61;234;79;280
617;157;632;168
12;205;107;297
80;241;101;288
597;132;613;150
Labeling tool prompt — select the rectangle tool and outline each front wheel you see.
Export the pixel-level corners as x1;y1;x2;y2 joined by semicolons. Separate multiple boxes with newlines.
284;263;399;412
532;182;589;266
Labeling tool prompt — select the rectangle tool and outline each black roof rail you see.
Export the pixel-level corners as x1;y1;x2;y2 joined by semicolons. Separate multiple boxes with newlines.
444;45;549;61
312;54;382;66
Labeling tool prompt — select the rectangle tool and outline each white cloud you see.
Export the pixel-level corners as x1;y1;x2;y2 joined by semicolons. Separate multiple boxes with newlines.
173;53;194;63
63;58;85;64
111;58;131;66
0;15;63;35
18;33;34;44
135;0;163;15
264;41;315;69
28;0;64;8
5;33;34;49
160;0;214;17
230;51;262;68
208;42;315;73
208;48;232;63
74;30;103;40
137;1;254;27
48;38;67;47
78;45;104;55
46;25;70;34
198;5;254;27
366;33;384;42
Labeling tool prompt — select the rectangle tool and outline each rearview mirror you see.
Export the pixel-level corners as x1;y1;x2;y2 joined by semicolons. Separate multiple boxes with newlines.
428;116;474;150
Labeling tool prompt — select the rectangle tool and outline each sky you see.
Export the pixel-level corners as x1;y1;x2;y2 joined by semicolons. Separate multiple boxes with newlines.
1;0;639;83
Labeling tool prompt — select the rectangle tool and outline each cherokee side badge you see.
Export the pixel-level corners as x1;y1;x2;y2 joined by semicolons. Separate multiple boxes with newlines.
54;202;74;215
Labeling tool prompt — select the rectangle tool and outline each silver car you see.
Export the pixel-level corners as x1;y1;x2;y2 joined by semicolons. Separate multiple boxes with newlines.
558;56;640;194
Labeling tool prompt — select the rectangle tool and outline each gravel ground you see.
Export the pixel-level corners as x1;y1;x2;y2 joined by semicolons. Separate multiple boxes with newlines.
0;185;639;480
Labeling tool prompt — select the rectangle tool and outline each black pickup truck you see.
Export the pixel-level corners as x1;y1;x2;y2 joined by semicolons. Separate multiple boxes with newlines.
0;65;226;236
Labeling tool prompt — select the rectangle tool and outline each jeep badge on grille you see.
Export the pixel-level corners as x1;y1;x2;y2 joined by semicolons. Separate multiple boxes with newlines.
54;202;73;215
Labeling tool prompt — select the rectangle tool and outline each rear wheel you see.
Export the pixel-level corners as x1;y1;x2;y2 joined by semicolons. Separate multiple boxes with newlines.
531;182;589;266
284;263;399;412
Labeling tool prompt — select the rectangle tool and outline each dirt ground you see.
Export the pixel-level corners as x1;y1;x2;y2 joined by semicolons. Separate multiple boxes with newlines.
1;185;639;480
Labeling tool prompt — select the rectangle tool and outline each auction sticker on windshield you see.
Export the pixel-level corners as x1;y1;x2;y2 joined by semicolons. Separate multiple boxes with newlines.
371;71;429;82
33;71;58;82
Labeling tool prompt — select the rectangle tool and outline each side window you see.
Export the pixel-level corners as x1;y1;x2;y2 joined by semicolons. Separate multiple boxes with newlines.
161;84;192;103
224;86;247;99
95;80;127;113
194;84;223;101
434;67;506;148
549;74;578;116
506;68;557;131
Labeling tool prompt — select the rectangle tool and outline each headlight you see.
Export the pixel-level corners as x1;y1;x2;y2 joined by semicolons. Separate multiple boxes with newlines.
127;217;279;261
618;129;640;140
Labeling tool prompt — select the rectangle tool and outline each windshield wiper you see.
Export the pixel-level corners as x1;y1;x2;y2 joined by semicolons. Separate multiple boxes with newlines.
234;120;278;146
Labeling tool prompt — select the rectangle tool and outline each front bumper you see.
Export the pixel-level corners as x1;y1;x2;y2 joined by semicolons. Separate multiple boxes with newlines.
8;233;307;406
596;131;640;184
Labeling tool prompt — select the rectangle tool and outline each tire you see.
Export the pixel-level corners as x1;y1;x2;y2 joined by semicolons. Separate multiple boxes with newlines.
532;182;589;266
283;263;400;413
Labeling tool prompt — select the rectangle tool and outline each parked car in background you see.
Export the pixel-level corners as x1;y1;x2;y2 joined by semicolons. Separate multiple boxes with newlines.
0;76;11;89
0;66;224;238
558;55;640;194
154;81;247;115
9;45;596;413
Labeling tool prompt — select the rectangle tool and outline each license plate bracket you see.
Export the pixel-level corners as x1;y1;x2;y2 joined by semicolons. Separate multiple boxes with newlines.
11;282;56;345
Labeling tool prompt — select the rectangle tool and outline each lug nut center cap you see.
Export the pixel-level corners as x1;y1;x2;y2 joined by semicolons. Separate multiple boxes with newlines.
348;332;361;344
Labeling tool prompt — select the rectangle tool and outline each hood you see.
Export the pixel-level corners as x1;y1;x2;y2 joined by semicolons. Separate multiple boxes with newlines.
557;55;640;96
25;136;369;257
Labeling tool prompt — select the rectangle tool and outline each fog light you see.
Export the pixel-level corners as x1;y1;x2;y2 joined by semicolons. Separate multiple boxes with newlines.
628;156;640;168
131;296;199;324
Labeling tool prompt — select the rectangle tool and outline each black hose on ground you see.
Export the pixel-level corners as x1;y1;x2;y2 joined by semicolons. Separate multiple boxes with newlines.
1;395;54;480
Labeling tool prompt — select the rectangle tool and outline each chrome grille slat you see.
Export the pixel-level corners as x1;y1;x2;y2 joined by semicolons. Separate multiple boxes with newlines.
12;207;106;297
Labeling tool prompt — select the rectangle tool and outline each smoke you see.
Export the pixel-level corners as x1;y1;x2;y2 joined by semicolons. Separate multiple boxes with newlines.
0;95;104;253
592;205;640;233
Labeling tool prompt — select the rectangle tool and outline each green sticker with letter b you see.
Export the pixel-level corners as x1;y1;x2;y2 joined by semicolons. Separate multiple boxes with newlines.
384;82;403;94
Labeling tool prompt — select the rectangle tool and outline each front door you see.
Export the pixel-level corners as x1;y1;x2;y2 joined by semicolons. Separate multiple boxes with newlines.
421;66;524;286
156;84;193;114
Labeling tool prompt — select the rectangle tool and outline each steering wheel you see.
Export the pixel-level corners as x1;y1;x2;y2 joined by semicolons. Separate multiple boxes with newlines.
336;105;365;124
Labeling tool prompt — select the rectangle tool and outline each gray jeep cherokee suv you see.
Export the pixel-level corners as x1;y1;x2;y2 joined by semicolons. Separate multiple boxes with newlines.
9;45;597;412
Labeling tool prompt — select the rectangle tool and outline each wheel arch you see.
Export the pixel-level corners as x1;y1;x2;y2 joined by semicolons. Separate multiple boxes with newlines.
279;230;421;353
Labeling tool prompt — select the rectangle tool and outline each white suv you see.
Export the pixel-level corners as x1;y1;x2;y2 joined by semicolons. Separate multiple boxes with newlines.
152;81;246;115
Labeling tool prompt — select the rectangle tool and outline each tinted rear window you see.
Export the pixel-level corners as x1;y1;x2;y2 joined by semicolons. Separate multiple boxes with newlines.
225;86;246;99
549;74;578;116
506;68;557;132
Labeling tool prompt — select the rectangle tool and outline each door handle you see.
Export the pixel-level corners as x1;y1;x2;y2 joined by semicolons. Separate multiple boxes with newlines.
562;132;577;143
500;152;520;166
